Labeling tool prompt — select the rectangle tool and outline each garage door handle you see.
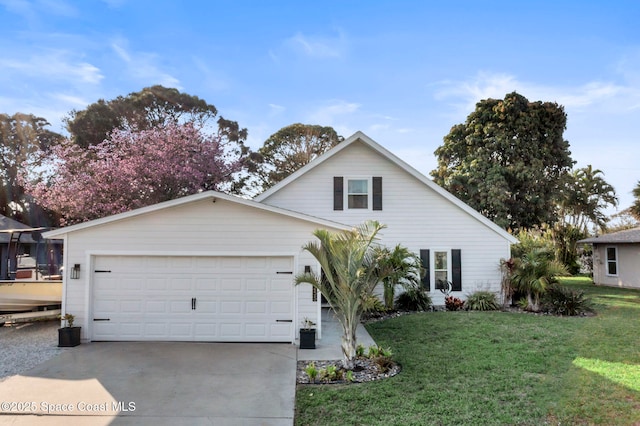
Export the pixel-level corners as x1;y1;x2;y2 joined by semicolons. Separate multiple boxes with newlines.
192;298;196;310
94;318;110;321
276;319;293;323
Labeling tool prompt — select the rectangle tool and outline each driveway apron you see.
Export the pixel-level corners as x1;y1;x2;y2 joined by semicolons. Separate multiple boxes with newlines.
0;342;297;425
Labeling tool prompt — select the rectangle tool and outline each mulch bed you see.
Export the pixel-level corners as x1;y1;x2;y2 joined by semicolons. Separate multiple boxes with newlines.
296;357;401;385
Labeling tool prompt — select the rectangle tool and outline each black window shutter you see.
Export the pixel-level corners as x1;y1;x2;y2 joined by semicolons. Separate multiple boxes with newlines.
333;177;343;210
372;176;382;210
452;249;462;291
420;249;430;291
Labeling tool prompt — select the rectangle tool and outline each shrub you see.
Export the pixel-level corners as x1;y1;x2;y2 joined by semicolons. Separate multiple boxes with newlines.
305;362;318;383
541;284;594;316
345;370;354;382
319;364;343;382
395;288;432;311
445;296;465;311
362;294;387;313
465;291;500;311
366;345;395;373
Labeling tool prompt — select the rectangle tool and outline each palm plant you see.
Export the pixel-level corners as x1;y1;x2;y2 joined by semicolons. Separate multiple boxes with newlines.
376;244;423;310
510;247;569;311
295;220;392;369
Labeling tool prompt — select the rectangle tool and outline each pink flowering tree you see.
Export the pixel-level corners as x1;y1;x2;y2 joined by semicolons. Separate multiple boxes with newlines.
23;123;243;225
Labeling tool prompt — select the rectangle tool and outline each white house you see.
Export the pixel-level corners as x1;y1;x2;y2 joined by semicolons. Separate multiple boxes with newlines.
44;131;517;344
579;227;640;289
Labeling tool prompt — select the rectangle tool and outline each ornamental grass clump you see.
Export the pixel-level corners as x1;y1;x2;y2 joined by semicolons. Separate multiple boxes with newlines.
305;362;319;383
465;291;500;311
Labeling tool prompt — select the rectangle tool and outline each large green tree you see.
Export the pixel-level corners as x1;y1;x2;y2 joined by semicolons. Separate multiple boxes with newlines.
249;123;343;194
65;85;242;148
295;221;392;369
432;92;574;230
0;113;63;224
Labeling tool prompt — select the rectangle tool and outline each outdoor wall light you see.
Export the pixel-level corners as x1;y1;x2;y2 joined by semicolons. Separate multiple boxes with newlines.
70;264;80;279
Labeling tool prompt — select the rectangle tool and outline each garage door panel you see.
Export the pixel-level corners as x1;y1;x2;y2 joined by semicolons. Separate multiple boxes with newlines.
271;324;293;337
245;301;267;314
195;300;217;313
170;300;191;313
220;300;242;314
271;301;293;314
144;323;167;337
246;278;267;291
271;278;294;292
195;278;218;291
220;323;242;338
92;255;294;342
145;300;167;313
121;300;142;313
245;323;266;337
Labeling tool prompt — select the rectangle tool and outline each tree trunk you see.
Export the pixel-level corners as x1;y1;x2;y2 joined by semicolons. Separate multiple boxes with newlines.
340;315;358;370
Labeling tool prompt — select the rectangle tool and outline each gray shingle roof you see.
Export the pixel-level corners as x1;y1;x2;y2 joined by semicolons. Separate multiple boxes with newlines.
579;227;640;244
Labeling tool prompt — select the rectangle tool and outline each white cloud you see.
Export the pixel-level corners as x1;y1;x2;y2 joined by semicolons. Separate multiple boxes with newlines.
0;50;103;84
36;0;78;17
268;103;285;115
307;100;360;125
434;71;639;116
110;38;181;89
282;30;348;59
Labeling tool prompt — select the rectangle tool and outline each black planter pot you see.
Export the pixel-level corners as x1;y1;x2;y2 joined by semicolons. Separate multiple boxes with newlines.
58;327;81;347
299;328;316;349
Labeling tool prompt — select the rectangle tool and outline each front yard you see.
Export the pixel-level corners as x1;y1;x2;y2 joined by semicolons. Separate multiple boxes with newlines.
295;277;640;425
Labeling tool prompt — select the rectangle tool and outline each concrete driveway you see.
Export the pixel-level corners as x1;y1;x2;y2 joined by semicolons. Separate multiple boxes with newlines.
0;342;297;425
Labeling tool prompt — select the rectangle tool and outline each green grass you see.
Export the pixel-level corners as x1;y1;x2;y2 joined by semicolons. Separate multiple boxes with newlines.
295;277;640;425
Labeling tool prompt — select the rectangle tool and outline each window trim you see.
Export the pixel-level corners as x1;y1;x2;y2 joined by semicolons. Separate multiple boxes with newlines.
345;177;371;210
432;249;451;291
605;246;618;276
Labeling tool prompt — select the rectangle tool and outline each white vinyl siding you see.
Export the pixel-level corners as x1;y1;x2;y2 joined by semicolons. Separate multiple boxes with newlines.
59;197;342;342
260;140;512;305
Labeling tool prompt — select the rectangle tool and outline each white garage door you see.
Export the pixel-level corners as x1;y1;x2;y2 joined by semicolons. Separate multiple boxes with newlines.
92;255;295;342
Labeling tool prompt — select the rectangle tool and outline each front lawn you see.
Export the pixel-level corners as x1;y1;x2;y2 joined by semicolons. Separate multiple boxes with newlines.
295;278;640;425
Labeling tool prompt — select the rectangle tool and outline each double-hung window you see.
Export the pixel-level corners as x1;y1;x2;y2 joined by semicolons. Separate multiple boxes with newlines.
347;179;368;209
434;251;449;290
333;176;383;211
419;249;462;292
606;247;618;276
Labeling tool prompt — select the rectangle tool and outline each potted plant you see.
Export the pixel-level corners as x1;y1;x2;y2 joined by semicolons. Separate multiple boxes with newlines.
58;313;81;347
299;317;316;349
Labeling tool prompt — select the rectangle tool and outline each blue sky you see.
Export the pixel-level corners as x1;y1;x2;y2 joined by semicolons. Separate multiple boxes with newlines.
1;0;638;213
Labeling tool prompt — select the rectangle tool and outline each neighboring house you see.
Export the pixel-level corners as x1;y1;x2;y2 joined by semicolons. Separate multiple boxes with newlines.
43;131;517;344
579;227;640;289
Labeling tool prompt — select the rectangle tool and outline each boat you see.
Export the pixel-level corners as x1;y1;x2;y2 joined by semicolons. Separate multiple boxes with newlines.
0;281;62;312
0;219;63;313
